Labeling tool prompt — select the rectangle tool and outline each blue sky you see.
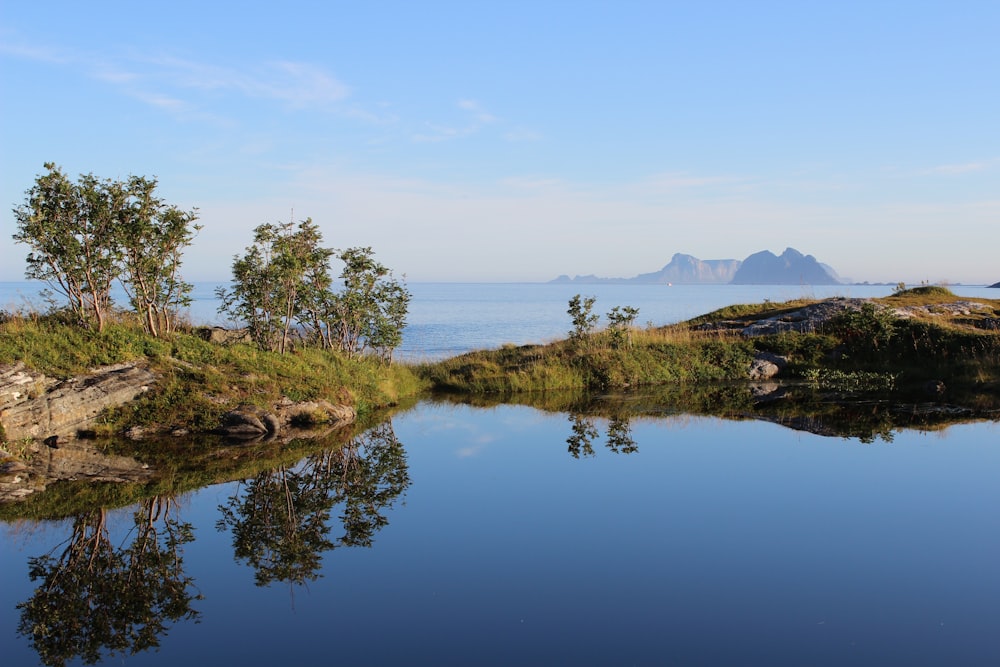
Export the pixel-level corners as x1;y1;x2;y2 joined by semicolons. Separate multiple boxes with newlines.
2;1;997;284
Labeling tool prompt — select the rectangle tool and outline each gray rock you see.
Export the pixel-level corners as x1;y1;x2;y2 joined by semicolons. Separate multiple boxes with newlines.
748;352;789;380
1;363;156;442
218;409;269;437
0;362;56;410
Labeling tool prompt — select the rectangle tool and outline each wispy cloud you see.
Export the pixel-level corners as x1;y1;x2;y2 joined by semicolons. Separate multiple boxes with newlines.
412;98;499;142
924;159;997;175
2;34;353;116
0;38;70;64
457;98;497;123
504;126;542;142
142;55;351;108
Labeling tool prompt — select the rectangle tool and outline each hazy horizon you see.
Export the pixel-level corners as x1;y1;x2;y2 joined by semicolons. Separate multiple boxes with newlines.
2;2;998;285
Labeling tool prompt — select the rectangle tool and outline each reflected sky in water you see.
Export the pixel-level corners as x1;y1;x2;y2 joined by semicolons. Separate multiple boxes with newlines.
2;404;999;666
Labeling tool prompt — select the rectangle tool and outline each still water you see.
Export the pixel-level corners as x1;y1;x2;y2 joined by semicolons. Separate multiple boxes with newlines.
2;282;1000;665
2;404;999;665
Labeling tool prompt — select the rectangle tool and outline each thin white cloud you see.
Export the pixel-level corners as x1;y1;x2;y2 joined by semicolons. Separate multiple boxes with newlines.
0;37;70;64
412;98;499;142
131;92;189;113
504;126;542;142
458;98;497;123
926;160;996;175
1;32;353;116
143;55;351;108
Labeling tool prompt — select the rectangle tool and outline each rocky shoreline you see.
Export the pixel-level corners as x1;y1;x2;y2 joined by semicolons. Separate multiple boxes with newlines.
0;359;356;503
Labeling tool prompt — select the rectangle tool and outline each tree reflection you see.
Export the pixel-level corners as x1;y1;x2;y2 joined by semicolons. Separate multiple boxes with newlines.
16;496;200;667
566;413;598;458
217;421;410;587
605;415;638;454
566;413;639;458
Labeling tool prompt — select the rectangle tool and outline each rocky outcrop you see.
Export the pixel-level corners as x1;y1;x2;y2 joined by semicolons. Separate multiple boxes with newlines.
698;298;870;337
0;362;56;411
215;399;356;441
1;362;156;443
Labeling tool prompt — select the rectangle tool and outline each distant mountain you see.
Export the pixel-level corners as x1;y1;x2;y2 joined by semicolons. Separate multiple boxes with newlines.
632;253;741;284
551;247;842;285
730;247;840;285
989;281;1000;288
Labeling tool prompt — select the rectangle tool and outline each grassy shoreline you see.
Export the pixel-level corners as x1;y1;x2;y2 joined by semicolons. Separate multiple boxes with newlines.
416;287;1000;395
2;286;999;445
2;286;999;518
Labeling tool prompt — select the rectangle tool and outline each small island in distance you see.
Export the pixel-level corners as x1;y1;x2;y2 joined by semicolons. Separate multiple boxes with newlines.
552;247;844;285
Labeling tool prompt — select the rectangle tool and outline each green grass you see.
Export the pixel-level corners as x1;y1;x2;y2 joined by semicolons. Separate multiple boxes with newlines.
416;326;760;393
416;294;1000;395
0;311;428;439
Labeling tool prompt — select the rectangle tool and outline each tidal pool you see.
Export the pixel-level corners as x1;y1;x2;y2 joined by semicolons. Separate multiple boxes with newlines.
2;402;999;666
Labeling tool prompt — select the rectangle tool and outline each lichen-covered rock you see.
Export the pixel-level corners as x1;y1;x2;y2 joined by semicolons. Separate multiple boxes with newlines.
1;363;156;442
0;362;56;411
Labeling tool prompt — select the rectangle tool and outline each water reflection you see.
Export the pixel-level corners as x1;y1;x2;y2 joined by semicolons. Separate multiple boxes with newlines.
4;402;999;665
216;421;410;587
565;413;638;458
16;496;200;667
12;421;410;664
435;380;1000;444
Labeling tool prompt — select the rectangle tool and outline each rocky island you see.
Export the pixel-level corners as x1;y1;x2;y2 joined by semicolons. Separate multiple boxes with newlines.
551;247;842;285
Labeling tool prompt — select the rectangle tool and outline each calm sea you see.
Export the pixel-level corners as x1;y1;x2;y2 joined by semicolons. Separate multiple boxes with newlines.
4;280;997;360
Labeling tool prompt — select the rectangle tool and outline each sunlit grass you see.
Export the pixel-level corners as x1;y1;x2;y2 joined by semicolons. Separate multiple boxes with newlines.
0;310;428;437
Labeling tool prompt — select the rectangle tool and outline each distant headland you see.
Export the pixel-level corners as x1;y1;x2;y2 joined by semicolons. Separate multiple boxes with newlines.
552;247;843;285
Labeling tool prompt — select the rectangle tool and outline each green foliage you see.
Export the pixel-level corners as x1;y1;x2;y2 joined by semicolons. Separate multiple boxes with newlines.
567;294;599;342
328;247;411;363
822;303;897;357
115;177;201;337
217;226;410;363
12;164;199;335
13;164;119;331
606;305;640;349
217;219;334;354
